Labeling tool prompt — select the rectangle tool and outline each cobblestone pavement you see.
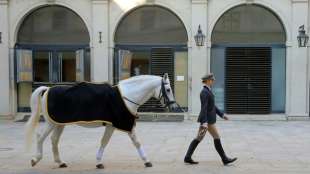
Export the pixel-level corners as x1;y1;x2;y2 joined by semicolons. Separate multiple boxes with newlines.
0;120;310;174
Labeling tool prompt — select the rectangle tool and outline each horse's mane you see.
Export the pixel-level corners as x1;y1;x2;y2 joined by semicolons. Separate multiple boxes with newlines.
119;75;161;85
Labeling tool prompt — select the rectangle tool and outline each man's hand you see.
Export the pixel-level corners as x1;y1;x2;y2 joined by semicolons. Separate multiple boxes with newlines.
202;123;208;129
223;115;229;120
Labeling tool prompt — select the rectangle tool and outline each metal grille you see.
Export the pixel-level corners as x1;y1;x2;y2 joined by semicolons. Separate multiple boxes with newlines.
138;48;174;112
225;47;271;114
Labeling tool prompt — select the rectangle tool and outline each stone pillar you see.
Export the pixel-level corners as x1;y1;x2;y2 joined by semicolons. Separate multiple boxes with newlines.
91;0;109;82
307;0;310;116
288;0;309;116
190;0;208;116
0;0;11;116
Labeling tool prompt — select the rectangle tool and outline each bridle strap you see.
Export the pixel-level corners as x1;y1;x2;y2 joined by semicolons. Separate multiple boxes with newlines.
123;96;141;106
160;80;176;107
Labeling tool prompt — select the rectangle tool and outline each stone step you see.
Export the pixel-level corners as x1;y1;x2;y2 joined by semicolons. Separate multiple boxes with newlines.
14;112;185;122
137;113;184;122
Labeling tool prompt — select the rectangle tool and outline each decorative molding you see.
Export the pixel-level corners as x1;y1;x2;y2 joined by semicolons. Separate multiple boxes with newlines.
286;41;293;47
291;0;308;3
206;41;212;48
245;0;255;4
0;0;8;5
191;0;207;4
92;0;108;4
46;0;56;5
146;0;155;4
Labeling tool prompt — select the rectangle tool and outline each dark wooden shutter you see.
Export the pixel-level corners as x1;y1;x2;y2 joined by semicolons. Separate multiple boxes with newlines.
225;47;271;114
151;48;174;89
225;48;248;114
138;48;174;112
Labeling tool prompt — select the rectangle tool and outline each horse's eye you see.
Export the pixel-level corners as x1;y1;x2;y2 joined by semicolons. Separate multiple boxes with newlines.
166;89;171;93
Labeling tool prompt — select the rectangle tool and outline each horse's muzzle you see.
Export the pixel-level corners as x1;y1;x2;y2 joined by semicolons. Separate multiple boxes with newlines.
167;102;183;112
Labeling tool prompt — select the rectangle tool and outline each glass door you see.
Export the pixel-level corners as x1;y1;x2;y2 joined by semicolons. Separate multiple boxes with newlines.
33;51;50;82
16;46;90;112
18;50;50;112
115;49;150;82
58;51;76;82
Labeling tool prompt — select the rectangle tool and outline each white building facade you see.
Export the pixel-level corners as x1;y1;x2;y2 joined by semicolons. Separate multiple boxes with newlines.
0;0;309;119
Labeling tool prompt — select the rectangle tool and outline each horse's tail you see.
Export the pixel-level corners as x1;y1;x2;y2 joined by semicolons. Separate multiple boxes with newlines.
25;86;49;151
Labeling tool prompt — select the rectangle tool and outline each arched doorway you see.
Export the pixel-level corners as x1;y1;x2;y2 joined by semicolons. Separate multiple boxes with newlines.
211;4;286;114
114;6;188;112
15;5;90;112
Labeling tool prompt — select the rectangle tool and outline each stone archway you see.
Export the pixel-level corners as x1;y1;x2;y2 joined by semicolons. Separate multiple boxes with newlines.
210;4;286;114
15;5;90;112
114;5;188;112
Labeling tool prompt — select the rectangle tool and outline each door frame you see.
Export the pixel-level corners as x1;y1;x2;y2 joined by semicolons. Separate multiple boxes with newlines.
14;44;90;112
113;44;187;82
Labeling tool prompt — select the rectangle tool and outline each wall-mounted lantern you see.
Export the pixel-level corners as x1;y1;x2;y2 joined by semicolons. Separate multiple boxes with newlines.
194;25;206;46
297;25;309;47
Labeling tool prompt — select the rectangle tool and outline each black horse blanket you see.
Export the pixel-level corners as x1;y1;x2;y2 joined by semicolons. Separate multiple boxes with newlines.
46;82;137;132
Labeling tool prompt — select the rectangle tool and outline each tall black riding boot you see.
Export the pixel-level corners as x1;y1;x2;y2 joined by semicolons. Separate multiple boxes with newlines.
214;138;237;165
184;139;200;164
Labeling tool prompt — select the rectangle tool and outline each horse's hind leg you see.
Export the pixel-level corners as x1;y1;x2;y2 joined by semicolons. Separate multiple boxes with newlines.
51;125;67;168
96;124;115;169
128;128;152;167
31;122;55;167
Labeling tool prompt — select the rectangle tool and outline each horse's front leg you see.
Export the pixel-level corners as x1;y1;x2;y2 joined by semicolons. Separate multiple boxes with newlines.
96;124;115;169
128;128;152;167
51;125;67;168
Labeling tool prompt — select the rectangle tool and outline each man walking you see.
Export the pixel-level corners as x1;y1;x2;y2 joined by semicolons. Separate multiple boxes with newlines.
184;73;237;165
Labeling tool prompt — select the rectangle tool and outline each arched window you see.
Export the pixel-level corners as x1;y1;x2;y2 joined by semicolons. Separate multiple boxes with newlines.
16;6;90;112
114;6;188;112
18;6;89;44
212;5;285;44
115;6;187;45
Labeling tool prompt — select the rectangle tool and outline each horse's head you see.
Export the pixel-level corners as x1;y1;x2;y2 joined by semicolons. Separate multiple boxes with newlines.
154;73;178;111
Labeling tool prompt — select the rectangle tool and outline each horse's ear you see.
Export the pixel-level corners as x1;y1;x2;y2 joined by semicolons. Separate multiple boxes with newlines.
163;73;169;80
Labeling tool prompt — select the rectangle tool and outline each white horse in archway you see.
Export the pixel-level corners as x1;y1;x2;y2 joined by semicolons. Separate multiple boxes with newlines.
25;74;177;169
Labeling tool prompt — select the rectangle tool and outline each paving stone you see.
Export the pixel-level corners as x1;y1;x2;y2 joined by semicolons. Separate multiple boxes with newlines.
0;120;310;174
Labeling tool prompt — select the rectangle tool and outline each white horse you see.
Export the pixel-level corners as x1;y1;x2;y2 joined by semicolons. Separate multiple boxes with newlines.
25;74;177;169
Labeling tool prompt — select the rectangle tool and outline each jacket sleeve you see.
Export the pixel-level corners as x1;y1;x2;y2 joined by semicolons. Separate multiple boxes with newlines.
200;90;209;123
215;106;224;118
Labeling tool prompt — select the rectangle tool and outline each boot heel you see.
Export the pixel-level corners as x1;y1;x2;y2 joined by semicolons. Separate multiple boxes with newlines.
223;157;237;165
214;139;237;165
184;139;200;165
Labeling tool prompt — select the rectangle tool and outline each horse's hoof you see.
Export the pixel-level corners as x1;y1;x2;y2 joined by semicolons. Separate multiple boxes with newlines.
144;162;153;167
96;164;104;169
31;159;37;167
59;163;68;168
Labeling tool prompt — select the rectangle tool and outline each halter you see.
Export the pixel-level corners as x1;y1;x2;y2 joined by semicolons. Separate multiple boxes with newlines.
159;80;185;113
158;80;176;107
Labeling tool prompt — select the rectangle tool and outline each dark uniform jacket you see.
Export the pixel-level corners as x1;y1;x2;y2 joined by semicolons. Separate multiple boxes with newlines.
197;86;224;124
